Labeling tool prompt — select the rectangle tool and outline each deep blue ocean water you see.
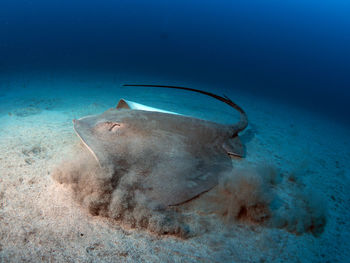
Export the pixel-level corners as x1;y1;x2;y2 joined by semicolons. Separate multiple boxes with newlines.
0;0;349;123
0;2;350;262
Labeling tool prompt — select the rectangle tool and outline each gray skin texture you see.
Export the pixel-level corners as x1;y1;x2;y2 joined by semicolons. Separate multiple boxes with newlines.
73;107;243;206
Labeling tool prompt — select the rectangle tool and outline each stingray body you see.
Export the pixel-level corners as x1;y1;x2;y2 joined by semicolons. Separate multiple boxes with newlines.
73;85;248;206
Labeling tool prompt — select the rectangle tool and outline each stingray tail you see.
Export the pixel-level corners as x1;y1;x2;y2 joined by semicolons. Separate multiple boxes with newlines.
122;84;248;135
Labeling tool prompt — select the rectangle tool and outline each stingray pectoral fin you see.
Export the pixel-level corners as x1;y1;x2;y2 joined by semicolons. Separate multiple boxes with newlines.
222;136;244;157
141;152;233;206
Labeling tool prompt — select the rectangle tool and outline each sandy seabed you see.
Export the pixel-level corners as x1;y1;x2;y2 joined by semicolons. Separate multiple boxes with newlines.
0;73;349;262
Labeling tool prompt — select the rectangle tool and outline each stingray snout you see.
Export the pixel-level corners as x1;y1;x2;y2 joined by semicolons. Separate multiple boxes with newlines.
73;119;83;129
73;119;82;125
73;118;90;133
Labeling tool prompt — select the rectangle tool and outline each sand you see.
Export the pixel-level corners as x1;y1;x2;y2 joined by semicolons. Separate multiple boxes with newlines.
0;72;349;262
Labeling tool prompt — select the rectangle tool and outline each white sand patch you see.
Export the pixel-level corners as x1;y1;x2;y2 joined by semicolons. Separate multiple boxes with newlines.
0;73;349;262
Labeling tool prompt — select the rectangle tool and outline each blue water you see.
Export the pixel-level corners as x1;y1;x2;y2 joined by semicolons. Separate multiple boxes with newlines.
0;2;350;262
0;0;349;124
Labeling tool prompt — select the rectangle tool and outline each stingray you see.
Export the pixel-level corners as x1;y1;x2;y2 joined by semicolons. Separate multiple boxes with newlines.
73;85;248;206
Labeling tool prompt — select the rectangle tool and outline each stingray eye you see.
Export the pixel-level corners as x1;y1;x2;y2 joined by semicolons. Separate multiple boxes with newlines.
95;121;122;133
105;121;121;132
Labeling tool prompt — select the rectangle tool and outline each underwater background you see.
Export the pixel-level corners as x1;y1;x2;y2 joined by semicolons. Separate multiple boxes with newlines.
1;0;350;124
0;1;350;262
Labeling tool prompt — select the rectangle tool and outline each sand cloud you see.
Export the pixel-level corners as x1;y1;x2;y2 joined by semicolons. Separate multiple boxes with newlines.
52;145;327;238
